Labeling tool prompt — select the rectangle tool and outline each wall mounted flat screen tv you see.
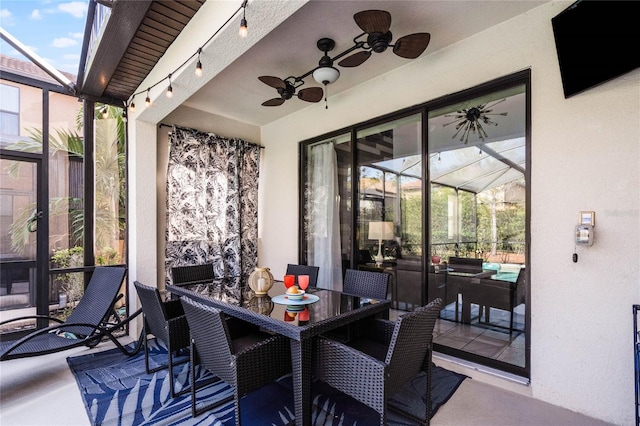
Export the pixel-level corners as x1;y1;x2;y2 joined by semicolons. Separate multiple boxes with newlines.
551;1;640;98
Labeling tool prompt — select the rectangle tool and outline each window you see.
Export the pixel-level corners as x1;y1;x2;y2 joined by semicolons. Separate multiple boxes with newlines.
0;83;20;144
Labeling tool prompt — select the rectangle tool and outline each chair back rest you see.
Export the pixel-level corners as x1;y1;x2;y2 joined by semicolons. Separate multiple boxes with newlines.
180;296;236;385
134;281;170;341
171;263;214;285
448;256;483;273
63;267;126;336
285;264;320;287
385;298;442;393
343;269;389;300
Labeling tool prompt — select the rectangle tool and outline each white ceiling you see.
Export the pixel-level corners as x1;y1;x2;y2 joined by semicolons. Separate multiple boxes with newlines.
183;0;547;127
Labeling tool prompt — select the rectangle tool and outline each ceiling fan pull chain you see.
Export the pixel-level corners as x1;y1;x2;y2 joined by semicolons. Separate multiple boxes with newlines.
324;84;329;109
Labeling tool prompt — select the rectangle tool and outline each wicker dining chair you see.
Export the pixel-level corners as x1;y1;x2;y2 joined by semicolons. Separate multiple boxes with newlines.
314;298;442;426
180;296;292;424
171;263;215;285
343;268;390;300
285;264;320;287
324;269;392;342
134;281;191;397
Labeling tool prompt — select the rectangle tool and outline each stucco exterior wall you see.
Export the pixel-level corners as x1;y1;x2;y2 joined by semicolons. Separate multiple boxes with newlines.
127;1;639;423
258;2;639;424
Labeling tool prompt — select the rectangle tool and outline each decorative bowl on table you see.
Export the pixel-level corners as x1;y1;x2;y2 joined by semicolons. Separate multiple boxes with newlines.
286;304;305;312
285;286;305;301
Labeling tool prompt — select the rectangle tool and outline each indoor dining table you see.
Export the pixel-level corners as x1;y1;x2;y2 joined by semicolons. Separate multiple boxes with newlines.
167;276;391;426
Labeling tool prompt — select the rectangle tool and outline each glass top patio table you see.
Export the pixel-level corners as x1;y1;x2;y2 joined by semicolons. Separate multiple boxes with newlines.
167;277;391;426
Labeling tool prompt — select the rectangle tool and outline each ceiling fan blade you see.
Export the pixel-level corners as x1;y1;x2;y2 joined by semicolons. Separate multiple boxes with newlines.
354;10;391;34
338;51;371;68
262;98;285;107
297;87;323;103
258;76;286;89
393;33;431;59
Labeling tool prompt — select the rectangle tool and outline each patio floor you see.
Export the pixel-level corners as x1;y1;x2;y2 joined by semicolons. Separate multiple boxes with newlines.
0;334;611;426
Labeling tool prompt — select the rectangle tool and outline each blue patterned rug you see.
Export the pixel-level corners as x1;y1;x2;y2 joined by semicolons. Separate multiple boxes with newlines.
67;339;467;425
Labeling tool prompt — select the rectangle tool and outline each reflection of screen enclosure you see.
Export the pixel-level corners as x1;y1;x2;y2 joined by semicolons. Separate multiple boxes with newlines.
429;87;526;264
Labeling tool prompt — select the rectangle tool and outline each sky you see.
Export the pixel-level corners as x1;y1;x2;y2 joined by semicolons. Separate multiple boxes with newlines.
0;0;89;75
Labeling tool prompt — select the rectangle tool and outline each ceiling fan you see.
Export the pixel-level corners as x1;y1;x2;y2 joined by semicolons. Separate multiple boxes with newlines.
338;10;431;68
258;10;430;108
258;76;323;107
258;38;338;108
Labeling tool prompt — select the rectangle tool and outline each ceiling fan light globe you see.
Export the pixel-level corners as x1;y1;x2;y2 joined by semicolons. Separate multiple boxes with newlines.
313;66;340;85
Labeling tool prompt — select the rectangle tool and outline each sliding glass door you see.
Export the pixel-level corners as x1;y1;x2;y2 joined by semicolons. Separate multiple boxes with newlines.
355;114;423;309
427;84;528;373
300;72;530;377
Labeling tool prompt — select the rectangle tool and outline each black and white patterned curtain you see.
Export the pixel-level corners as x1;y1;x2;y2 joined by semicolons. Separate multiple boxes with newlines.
165;126;260;285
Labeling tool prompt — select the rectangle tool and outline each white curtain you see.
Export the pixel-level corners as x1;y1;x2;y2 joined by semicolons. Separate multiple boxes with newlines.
308;142;343;291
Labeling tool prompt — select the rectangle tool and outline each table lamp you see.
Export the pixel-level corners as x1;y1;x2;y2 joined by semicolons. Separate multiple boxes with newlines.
368;221;394;265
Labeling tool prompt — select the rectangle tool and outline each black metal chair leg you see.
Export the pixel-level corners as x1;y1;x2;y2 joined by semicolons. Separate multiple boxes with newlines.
189;341;225;417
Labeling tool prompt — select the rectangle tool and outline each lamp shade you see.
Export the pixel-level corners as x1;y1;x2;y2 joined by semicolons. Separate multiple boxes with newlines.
313;66;340;85
368;221;394;241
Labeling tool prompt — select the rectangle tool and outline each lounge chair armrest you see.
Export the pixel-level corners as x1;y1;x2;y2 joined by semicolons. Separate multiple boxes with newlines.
1;320;107;353
0;315;65;327
10;321;100;339
8;309;141;342
2;316;143;361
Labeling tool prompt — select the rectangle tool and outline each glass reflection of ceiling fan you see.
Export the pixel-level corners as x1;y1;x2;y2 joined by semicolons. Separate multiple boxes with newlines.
443;98;508;144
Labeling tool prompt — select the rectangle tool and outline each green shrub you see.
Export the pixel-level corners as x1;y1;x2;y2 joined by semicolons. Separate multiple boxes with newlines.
96;247;121;265
51;247;84;317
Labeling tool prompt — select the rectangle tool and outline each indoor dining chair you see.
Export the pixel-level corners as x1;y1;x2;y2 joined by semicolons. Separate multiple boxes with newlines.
180;296;292;424
314;298;442;426
134;281;191;397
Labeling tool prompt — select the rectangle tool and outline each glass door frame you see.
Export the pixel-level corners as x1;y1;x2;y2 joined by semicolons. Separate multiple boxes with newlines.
0;150;49;331
424;71;531;378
